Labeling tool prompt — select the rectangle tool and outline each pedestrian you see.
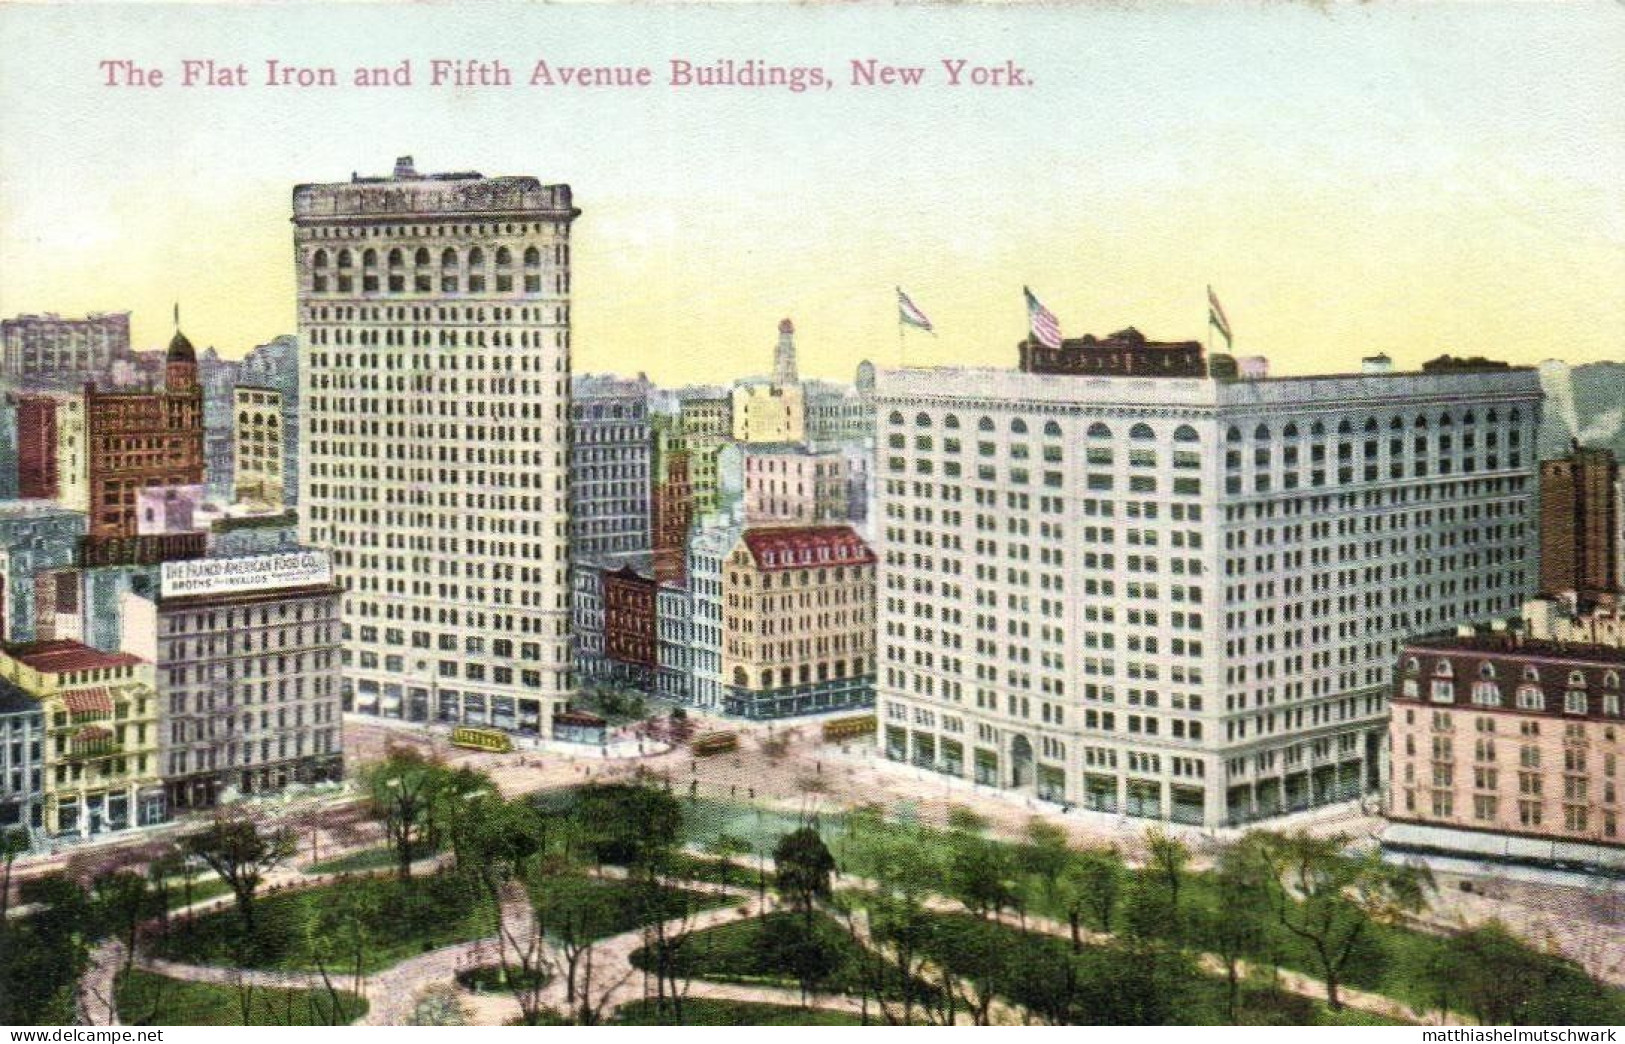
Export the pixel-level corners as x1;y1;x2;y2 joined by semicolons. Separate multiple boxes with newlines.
730;784;737;797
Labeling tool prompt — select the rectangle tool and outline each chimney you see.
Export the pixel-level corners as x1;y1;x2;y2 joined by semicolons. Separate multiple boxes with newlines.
394;155;416;178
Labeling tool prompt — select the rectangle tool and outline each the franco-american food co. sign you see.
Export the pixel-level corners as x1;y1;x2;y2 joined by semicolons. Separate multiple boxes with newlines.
160;551;333;598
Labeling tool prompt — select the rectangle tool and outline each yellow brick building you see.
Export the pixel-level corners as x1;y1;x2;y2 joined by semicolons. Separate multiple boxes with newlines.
0;639;164;836
721;525;875;718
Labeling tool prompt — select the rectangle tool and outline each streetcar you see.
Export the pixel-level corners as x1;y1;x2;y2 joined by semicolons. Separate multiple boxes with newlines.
450;725;514;753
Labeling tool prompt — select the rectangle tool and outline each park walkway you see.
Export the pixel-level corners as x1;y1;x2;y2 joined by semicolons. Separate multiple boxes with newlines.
95;847;1462;1027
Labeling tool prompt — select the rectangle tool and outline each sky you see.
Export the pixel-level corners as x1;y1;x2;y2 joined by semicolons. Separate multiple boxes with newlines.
1;2;1621;385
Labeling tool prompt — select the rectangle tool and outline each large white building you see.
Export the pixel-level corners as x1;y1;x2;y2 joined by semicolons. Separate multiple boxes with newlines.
874;362;1543;827
294;157;577;735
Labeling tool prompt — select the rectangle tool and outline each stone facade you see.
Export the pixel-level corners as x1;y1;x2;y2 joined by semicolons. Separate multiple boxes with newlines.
295;157;576;732
874;360;1543;825
234;386;285;508
570;374;653;562
1;312;132;390
126;552;343;810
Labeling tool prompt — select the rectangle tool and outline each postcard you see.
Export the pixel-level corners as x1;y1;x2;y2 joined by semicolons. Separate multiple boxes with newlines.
1;1;1622;1032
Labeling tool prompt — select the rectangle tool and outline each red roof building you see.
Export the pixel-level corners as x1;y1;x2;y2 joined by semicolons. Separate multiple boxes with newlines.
740;525;876;572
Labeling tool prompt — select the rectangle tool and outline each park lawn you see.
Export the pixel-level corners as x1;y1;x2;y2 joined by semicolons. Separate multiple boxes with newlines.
663;852;763;891
526;874;736;942
907;907;1413;1026
830;810;1623;1024
628;909;928;1004
160;877;233;911
613;998;865;1026
305;841;436;875
115;969;367;1026
149;873;498;973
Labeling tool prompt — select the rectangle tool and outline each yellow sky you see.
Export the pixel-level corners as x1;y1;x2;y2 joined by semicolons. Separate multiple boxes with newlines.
1;3;1620;384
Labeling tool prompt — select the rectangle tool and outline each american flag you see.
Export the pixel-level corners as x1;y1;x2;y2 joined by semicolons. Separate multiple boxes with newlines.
1024;286;1062;350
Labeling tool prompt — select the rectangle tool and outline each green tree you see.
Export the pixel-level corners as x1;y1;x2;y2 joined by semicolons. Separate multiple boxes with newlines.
572;782;682;874
0;825;28;919
1144;827;1191;928
1197;840;1274;1022
362;747;454;880
773;825;835;929
1074;846;1124;933
3;874;93;1025
1019;818;1071;916
92;870;162;974
180;814;297;935
1251;830;1433;1010
948;833;1020;921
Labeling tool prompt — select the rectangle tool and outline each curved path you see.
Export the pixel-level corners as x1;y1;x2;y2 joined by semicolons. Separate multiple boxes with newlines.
96;856;1460;1026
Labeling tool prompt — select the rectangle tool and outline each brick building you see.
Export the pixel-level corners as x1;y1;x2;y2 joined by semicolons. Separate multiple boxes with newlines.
83;326;205;565
1387;630;1625;870
1019;327;1208;378
721;525;876;718
1539;445;1621;599
15;394;58;500
603;564;658;688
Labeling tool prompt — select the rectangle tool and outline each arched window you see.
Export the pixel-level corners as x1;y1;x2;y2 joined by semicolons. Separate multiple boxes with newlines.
978;417;995;432
495;246;512;267
888;411;904;426
1011;418;1028;434
1434;660;1453;678
1174;424;1199;443
1044;420;1062;437
1486;408;1498;423
468;247;485;268
362;248;377;268
944;414;960;429
238;411;250;426
312;249;329;268
916;412;932;427
1604;671;1620;690
1414;415;1428;429
1363;417;1379;433
441;248;459;269
414;248;430;266
1510;407;1522;424
1405;658;1421;675
1568;670;1587;687
1523;665;1540;682
1462;410;1476;425
1337;419;1352;435
524;246;541;267
1311;421;1326;437
1253;423;1270;441
1478;662;1496;679
1438;412;1452;427
336;249;353;269
1281;423;1299;439
387;249;403;268
1089;422;1113;439
1130;423;1155;441
1226;425;1242;443
1390;416;1404;430
733;667;747;686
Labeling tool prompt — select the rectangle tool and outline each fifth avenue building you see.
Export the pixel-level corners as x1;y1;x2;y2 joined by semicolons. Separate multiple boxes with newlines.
874;353;1543;827
294;157;576;734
